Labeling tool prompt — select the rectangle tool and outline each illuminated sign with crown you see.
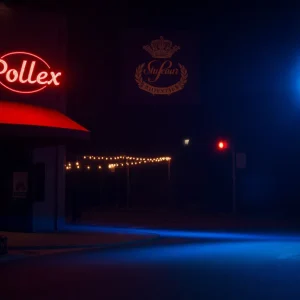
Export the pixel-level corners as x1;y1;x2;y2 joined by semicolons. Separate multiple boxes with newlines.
142;36;180;59
135;36;188;95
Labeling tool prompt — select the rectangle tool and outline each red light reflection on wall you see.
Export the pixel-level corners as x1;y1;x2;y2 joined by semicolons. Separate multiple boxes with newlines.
0;51;62;94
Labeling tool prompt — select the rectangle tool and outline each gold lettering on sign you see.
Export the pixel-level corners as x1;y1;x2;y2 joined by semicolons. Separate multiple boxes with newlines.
135;36;188;95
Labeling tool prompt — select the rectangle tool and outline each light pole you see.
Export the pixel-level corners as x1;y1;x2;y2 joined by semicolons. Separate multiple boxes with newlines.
216;139;236;214
231;145;236;214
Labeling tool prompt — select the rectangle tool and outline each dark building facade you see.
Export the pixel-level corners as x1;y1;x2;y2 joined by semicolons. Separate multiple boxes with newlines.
0;4;88;232
65;8;300;217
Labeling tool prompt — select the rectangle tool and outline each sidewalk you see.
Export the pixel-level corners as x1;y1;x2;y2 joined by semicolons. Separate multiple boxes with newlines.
81;210;300;233
0;228;159;262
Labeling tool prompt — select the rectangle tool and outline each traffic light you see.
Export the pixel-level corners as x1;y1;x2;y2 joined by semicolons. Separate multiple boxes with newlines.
216;139;229;151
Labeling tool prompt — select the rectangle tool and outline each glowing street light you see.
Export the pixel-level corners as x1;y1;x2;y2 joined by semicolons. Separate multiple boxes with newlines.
183;138;190;146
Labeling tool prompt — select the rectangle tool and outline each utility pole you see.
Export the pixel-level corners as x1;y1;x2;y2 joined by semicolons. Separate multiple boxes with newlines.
232;147;236;214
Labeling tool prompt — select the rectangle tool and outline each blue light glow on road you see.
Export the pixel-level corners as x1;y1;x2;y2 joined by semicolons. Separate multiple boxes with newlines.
63;224;300;241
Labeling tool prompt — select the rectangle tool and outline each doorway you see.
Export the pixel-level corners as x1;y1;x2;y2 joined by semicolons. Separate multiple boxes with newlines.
0;141;33;232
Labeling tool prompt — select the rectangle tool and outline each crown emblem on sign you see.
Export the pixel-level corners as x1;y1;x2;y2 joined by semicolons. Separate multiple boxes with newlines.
143;36;180;59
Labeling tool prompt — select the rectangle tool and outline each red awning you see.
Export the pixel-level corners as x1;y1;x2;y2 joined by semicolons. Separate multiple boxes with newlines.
0;101;89;140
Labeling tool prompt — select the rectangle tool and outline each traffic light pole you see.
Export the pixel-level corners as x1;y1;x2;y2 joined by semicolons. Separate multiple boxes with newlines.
217;138;237;214
232;147;236;214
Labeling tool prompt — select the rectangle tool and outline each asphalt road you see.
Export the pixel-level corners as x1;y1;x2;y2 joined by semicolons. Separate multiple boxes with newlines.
1;231;300;300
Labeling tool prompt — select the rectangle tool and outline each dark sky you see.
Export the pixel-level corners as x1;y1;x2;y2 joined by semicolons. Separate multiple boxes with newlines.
8;1;300;157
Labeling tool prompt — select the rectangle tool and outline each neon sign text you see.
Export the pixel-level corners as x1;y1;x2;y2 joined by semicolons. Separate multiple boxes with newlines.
0;52;62;94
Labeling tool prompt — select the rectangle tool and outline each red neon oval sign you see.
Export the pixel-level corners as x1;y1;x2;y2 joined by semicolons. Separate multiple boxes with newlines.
0;51;62;94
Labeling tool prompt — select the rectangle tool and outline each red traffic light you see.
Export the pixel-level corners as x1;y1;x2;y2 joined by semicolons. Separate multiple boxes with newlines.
217;140;229;150
218;141;224;149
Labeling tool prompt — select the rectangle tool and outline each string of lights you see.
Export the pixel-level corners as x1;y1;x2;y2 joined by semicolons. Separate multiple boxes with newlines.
82;155;171;162
65;156;171;171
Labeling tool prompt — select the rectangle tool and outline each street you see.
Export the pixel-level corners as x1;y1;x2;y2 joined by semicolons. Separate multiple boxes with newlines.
1;226;300;299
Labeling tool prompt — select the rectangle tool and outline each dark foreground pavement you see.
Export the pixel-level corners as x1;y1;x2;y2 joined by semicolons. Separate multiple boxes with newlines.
0;228;159;261
1;225;300;300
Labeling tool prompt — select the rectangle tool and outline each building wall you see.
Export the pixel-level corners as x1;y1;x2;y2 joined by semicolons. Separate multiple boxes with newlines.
0;5;67;232
32;146;65;232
